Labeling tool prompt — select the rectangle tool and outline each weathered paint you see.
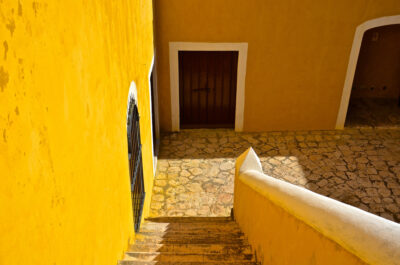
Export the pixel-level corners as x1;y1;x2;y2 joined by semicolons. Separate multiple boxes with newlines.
154;0;400;131
234;148;400;265
233;148;368;265
235;180;368;265
0;1;154;265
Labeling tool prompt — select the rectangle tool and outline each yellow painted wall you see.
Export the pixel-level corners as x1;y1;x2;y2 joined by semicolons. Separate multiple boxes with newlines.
154;0;400;131
0;1;154;265
234;179;368;265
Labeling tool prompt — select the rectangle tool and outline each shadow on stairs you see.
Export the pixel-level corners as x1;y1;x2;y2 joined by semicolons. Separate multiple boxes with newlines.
119;217;260;265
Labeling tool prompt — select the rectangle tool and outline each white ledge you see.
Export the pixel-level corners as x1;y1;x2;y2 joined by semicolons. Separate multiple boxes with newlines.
237;148;400;265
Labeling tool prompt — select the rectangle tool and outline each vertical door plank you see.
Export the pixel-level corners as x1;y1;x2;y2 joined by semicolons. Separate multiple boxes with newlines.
199;52;207;124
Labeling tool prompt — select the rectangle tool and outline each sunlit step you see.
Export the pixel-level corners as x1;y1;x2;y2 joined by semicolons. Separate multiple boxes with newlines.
119;261;260;265
123;252;255;262
140;222;242;233
129;243;253;255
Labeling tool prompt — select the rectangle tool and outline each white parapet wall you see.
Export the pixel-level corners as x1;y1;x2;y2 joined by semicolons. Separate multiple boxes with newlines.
234;147;400;265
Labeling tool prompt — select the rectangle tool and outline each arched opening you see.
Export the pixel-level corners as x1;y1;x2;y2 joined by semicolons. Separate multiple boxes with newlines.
346;24;400;127
126;81;145;232
336;15;400;129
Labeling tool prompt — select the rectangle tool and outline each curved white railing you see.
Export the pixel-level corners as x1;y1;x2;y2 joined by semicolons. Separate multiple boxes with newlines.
235;148;400;265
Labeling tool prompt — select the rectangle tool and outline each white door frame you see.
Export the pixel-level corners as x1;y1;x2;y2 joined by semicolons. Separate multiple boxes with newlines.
336;15;400;129
150;55;161;141
169;42;248;131
148;55;160;175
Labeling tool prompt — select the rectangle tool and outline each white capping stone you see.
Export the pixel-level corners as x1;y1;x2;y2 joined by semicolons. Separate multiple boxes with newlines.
236;147;400;265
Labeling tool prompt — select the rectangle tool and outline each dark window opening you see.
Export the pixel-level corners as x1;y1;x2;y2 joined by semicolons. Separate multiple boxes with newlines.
127;99;145;232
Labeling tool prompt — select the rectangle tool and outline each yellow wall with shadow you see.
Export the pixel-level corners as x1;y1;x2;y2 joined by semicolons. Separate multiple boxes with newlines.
235;179;368;265
0;1;154;264
154;0;400;131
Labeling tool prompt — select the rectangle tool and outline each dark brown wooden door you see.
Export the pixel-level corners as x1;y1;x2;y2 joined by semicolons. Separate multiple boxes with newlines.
179;51;238;128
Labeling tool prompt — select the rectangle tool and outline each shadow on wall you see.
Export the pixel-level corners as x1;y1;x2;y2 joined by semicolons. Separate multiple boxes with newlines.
156;129;400;222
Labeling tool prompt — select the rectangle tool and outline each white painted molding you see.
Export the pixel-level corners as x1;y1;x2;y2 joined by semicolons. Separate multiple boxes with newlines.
148;55;157;176
336;15;400;129
169;42;248;132
127;81;138;120
236;147;400;265
127;81;138;159
151;56;161;140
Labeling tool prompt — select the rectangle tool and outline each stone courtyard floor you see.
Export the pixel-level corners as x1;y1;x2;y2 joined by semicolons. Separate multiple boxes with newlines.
149;128;400;223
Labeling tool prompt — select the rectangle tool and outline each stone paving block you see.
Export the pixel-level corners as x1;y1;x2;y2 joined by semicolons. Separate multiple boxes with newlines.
149;128;400;223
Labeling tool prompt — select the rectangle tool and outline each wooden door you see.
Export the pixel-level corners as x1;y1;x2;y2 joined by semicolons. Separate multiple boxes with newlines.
179;51;238;128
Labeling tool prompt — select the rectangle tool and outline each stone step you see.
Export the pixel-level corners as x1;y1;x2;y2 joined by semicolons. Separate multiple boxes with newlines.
134;236;247;245
119;218;257;265
145;217;233;223
123;252;255;262
128;243;253;255
140;222;241;233
136;231;245;239
119;261;259;265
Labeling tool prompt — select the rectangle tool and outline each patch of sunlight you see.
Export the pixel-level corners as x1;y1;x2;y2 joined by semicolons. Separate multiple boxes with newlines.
259;155;308;188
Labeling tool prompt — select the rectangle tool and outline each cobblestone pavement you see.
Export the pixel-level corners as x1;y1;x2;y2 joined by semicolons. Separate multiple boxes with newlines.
346;98;400;128
149;128;400;223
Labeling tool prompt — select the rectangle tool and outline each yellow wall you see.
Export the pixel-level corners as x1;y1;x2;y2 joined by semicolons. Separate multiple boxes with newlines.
234;179;368;265
0;1;154;265
154;0;400;131
352;25;400;99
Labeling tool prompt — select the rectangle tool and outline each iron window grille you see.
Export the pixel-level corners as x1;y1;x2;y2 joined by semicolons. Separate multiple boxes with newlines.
127;99;145;232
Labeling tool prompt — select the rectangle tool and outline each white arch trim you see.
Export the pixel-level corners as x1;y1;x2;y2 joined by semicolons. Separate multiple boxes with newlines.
127;81;138;120
336;15;400;129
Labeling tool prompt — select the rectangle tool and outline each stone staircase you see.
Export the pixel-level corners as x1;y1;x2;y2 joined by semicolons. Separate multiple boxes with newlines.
119;217;259;265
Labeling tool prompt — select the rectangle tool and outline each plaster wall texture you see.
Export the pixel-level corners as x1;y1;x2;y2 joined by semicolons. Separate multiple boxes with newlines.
234;148;400;265
154;0;400;131
235;179;368;265
0;1;154;264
